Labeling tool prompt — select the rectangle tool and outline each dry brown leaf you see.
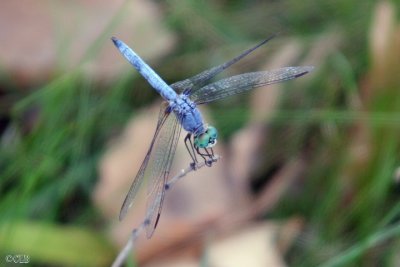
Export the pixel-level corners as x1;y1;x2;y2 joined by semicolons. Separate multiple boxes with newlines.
0;0;175;84
207;222;286;267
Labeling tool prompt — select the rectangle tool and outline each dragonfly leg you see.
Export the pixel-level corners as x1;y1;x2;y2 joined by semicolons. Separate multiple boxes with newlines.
195;147;215;167
184;133;198;169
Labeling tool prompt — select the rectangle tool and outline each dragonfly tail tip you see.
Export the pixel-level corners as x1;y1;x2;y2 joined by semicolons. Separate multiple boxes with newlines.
111;36;120;46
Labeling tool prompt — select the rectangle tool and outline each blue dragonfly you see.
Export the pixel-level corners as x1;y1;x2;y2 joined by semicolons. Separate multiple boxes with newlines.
111;36;313;238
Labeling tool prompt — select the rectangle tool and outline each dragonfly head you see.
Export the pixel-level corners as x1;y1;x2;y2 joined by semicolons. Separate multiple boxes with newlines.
194;126;218;149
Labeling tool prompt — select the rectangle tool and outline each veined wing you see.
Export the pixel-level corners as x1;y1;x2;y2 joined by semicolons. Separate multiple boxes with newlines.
191;66;314;105
119;102;181;235
143;107;181;238
170;35;276;95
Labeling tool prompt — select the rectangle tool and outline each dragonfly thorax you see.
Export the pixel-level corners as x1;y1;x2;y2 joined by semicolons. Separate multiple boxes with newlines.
194;126;218;149
171;95;206;134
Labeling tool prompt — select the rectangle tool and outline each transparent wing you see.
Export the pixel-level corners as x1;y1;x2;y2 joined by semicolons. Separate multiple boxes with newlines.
170;35;276;94
144;110;181;238
191;66;314;104
119;103;181;227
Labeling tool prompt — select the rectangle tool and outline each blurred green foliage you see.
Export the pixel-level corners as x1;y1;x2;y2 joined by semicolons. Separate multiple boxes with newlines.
1;0;400;266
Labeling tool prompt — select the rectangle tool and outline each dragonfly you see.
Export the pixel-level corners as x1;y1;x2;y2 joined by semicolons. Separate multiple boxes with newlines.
111;35;313;238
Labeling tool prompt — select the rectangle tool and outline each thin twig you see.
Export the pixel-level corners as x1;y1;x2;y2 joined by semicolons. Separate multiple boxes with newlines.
111;155;221;267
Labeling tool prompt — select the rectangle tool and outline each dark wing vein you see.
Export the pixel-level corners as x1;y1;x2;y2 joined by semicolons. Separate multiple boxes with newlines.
119;102;170;221
170;35;276;94
144;112;182;238
191;66;314;105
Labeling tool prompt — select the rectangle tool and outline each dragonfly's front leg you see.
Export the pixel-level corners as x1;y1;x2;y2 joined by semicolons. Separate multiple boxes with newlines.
184;133;198;169
195;147;216;167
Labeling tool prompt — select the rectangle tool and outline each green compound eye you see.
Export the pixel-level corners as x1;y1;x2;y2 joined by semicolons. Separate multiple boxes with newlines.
207;126;218;139
194;134;210;148
194;126;218;148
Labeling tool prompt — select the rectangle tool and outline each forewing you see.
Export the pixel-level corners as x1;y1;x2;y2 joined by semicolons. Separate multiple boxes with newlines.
119;102;172;221
170;35;276;94
144;111;182;238
191;66;314;104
